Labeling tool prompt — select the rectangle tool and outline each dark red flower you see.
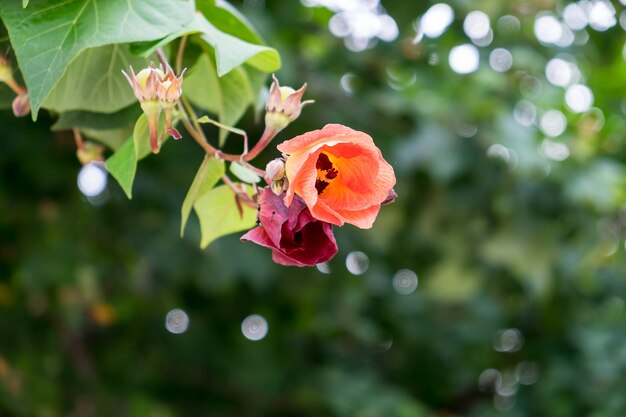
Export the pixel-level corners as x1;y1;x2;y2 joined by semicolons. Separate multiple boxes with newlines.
241;187;337;267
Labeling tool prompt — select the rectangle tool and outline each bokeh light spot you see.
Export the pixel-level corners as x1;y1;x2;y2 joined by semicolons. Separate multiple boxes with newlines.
419;3;454;38
565;84;594;113
346;251;369;275
489;48;512;72
541;139;570;161
534;14;563;44
449;44;480;74
513;100;537;127
241;314;269;341
165;308;189;334
540;110;567;137
464;11;491;40
493;328;524;352
392;269;418;294
77;162;107;197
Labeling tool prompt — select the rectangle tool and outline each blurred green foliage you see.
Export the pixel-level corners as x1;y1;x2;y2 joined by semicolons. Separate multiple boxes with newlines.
3;0;626;416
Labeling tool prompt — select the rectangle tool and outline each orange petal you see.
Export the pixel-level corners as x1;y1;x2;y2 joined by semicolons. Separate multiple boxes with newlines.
277;124;371;154
333;204;382;229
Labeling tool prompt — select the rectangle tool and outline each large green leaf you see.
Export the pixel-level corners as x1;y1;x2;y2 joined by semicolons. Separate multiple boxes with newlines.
52;105;141;150
80;127;134;151
104;114;158;198
199;16;280;76
52;105;141;132
197;0;264;44
43;44;153;114
185;53;254;144
104;137;137;199
180;155;225;237
132;13;280;76
244;66;269;118
194;184;257;248
0;0;194;119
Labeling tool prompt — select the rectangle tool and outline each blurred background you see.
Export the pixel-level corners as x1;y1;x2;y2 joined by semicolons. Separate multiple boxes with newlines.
3;0;626;415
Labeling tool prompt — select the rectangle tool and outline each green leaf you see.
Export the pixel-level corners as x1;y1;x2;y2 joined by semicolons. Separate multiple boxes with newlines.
186;53;254;145
22;0;28;7
104;114;161;198
80;127;135;151
197;0;265;44
132;13;280;76
194;184;257;248
229;162;261;184
52;105;140;150
199;17;281;76
52;105;141;133
0;0;194;119
180;155;225;237
244;66;269;118
104;136;137;199
43;44;154;114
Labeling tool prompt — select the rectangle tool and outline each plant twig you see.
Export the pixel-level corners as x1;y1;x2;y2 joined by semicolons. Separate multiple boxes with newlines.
72;128;85;151
175;35;187;74
155;48;169;69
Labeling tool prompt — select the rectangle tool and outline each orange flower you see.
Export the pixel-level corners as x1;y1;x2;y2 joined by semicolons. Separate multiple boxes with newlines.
277;124;396;229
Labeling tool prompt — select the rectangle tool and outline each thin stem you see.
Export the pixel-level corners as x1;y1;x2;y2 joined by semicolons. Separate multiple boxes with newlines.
175;35;187;74
73;128;85;151
197;114;249;155
155;48;169;70
242;126;280;161
242;161;266;177
3;77;25;95
222;174;258;209
181;97;207;142
178;102;216;154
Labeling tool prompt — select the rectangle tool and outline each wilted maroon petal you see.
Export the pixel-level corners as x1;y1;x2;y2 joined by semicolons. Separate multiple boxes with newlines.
241;188;337;267
382;188;397;205
168;127;182;140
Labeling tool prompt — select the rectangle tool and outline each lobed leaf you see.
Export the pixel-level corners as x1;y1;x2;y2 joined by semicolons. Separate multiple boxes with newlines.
104;137;137;199
52;105;141;136
186;54;254;145
194;184;257;248
180;155;225;237
0;0;194;119
104;114;162;198
131;12;280;77
229;162;261;184
43;44;154;114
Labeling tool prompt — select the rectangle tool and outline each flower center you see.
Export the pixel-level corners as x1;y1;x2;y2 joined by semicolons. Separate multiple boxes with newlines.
315;152;339;195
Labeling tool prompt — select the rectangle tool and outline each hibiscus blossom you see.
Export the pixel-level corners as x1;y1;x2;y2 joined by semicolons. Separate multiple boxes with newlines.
277;124;396;229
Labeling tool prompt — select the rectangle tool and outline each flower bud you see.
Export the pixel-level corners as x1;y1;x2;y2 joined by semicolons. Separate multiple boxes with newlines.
0;54;13;85
157;64;185;108
12;92;30;117
123;63;186;151
265;159;285;182
77;142;105;165
265;158;288;195
264;75;314;132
